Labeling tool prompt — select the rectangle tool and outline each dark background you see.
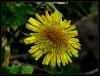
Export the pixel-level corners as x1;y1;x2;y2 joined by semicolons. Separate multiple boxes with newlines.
1;1;99;75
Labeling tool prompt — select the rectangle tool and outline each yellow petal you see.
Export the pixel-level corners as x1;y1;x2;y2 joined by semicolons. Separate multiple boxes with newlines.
35;50;43;61
67;50;72;57
69;45;79;57
57;54;61;67
66;20;71;26
35;13;43;22
26;23;39;32
69;38;79;43
42;54;51;65
71;42;81;49
28;45;39;53
63;51;69;64
60;52;66;66
51;11;62;24
45;10;52;22
50;55;56;67
41;15;47;21
60;19;67;26
32;50;41;57
24;36;36;44
54;11;62;23
51;13;56;24
60;19;71;28
41;47;48;54
68;45;78;53
71;50;78;58
67;30;78;37
29;33;38;36
28;17;41;27
65;25;76;31
65;52;72;63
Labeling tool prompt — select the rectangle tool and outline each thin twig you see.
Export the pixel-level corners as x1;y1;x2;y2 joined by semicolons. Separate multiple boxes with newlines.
84;68;98;75
10;54;27;59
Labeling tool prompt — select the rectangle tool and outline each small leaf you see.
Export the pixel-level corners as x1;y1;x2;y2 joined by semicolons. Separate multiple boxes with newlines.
2;36;7;48
21;65;34;74
9;64;20;74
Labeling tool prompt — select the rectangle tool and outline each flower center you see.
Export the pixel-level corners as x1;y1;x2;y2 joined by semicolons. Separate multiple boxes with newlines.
47;27;62;41
42;26;66;46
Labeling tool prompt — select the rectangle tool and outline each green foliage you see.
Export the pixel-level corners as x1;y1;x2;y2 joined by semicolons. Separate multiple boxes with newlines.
54;64;80;74
2;66;10;74
9;64;20;74
63;64;80;74
21;65;34;74
90;2;98;14
2;64;34;74
1;1;36;30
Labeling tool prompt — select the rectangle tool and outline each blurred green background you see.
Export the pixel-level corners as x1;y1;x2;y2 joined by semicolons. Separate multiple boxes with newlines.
1;1;98;75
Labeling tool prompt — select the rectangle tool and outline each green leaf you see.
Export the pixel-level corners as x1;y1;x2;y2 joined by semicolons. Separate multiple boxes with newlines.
90;2;98;14
2;64;34;74
1;2;36;31
21;65;34;74
10;15;28;30
9;64;20;74
1;1;10;27
1;66;10;74
8;2;35;30
62;64;80;74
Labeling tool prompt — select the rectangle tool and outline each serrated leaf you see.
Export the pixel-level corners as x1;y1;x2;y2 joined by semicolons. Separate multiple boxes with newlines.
21;65;34;74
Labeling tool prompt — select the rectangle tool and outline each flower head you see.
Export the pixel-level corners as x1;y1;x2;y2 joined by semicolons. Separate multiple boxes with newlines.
24;10;81;67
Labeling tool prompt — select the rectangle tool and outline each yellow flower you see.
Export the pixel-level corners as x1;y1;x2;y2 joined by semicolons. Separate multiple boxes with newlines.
24;10;81;67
